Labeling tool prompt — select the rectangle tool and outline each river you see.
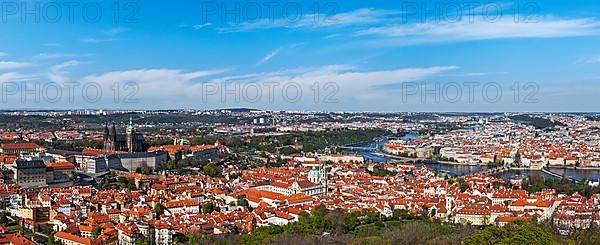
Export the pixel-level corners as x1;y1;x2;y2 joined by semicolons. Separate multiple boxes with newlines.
344;133;600;182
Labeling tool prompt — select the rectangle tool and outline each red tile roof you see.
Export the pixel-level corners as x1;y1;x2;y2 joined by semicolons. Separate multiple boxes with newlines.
55;231;94;245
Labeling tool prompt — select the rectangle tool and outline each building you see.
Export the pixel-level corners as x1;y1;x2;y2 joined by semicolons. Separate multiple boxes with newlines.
453;207;491;226
319;154;364;163
116;223;140;245
104;117;147;153
77;155;109;174
45;162;76;184
188;145;219;159
256;180;325;197
54;231;95;245
164;199;200;215
151;220;172;245
107;151;168;172
8;159;47;189
0;233;35;245
0;143;43;155
147;142;221;162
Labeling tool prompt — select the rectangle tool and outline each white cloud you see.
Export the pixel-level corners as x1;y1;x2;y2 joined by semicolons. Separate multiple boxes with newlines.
47;60;83;83
0;61;34;70
82;68;230;98
258;47;283;65
69;65;457;108
356;17;600;45
204;65;458;98
47;72;70;84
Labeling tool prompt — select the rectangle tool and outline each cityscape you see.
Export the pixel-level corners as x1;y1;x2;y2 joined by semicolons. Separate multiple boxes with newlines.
0;111;599;244
2;0;600;245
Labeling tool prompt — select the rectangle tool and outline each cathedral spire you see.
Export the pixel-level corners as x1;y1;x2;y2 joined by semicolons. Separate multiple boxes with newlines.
104;122;109;138
127;116;134;134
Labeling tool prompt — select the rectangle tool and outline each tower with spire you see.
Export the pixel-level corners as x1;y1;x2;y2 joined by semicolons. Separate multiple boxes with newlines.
126;116;135;153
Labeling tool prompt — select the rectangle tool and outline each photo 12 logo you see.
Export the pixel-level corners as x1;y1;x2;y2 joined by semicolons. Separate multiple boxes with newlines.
401;1;539;23
0;82;139;104
401;82;540;104
199;1;339;24
200;81;339;104
1;1;139;23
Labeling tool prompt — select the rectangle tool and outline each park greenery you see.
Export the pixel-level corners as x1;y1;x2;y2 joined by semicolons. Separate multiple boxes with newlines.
185;129;388;154
178;206;479;245
509;115;564;129
174;207;600;245
463;221;554;245
369;165;398;177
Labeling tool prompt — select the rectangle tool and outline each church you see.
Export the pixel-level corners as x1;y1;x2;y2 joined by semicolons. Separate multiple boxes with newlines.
103;117;148;153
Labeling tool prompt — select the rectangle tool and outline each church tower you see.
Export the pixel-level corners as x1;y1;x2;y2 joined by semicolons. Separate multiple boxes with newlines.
103;122;111;151
126;116;134;153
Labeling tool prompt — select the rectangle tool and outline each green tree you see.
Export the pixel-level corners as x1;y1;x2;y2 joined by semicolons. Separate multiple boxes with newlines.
135;237;150;245
202;163;222;177
117;176;128;184
461;226;508;245
154;203;166;216
237;198;249;207
202;202;216;214
463;222;555;245
0;214;8;225
498;225;555;245
91;226;101;238
188;233;201;244
165;159;175;170
47;234;60;245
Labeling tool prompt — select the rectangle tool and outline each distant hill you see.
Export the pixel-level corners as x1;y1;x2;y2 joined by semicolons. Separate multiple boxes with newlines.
509;114;564;129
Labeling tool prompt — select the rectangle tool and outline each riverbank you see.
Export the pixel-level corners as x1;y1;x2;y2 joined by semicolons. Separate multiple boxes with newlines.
379;151;481;166
547;166;600;170
346;138;600;181
381;152;600;171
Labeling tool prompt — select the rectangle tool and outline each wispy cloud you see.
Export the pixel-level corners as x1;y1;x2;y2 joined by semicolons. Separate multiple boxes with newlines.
356;17;600;46
50;60;82;72
192;23;213;30
0;72;37;83
82;27;128;44
0;61;34;70
47;60;83;83
44;43;64;47
258;47;283;65
0;52;7;57
34;53;92;59
206;65;458;94
218;8;401;33
81;38;117;43
104;27;129;36
576;56;600;64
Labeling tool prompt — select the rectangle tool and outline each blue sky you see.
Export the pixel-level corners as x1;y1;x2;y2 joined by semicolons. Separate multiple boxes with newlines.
1;0;600;111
